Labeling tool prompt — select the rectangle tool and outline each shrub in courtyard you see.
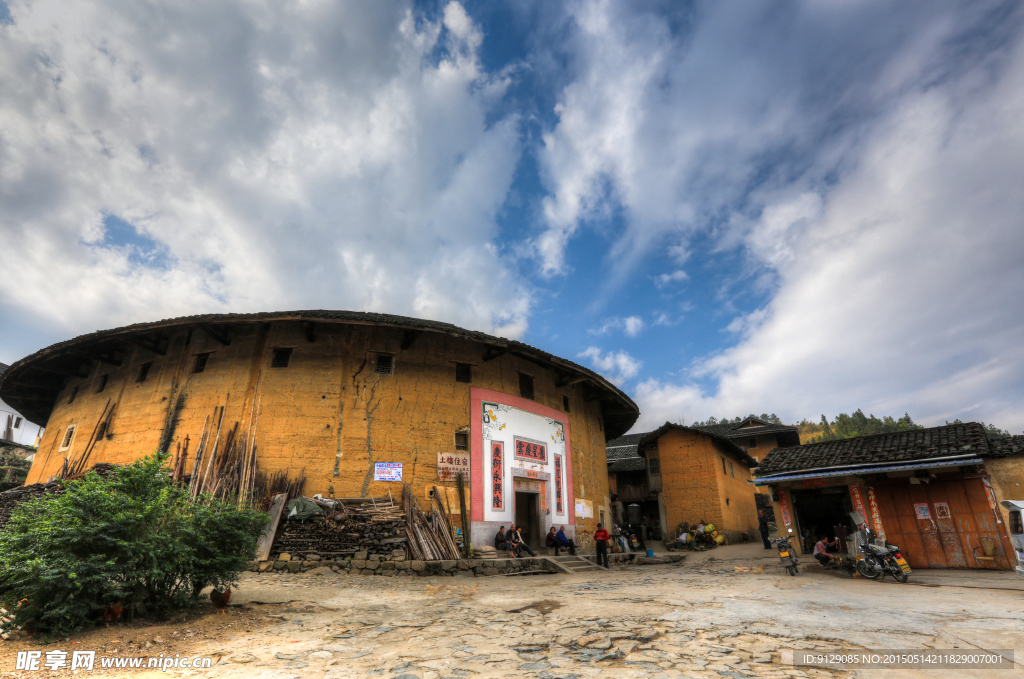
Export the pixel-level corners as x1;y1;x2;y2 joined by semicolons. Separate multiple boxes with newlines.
0;453;267;637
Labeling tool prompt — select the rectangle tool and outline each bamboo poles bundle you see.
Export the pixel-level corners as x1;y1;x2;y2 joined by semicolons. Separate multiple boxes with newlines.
402;483;460;560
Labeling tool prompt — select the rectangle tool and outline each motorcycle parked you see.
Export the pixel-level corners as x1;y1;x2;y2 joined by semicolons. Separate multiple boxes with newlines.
856;532;912;583
774;535;799;576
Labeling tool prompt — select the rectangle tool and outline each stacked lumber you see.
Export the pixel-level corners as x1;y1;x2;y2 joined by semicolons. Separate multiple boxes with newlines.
0;482;62;530
270;495;407;559
404;484;461;561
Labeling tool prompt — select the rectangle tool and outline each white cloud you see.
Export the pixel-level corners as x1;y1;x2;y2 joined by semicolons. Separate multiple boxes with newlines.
0;0;529;352
632;33;1024;432
589;315;644;337
535;1;1024;433
578;346;642;384
654;270;688;288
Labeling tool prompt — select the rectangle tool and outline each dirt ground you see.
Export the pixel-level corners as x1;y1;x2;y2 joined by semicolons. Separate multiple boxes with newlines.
1;544;1022;679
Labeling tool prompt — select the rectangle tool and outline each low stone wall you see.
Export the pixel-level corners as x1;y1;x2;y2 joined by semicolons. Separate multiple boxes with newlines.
248;550;554;577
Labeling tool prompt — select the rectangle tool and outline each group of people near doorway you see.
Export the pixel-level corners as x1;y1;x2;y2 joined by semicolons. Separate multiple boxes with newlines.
492;523;615;569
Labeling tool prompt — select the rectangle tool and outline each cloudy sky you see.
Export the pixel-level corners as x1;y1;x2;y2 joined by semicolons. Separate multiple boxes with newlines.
2;0;1023;433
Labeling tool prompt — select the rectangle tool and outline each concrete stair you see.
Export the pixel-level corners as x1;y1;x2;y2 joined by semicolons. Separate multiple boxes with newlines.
546;554;608;574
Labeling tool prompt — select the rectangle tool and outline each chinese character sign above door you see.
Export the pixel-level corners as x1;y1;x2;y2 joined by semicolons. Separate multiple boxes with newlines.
478;395;569;524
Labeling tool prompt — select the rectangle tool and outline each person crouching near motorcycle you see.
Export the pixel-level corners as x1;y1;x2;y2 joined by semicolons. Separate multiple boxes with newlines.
813;536;840;566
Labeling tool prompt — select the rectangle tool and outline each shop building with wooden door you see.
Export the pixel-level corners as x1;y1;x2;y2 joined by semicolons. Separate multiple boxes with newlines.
754;423;1024;570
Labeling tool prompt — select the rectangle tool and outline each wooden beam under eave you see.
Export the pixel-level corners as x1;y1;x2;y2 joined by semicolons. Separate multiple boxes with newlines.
556;374;590;388
482;346;513;362
26;364;86;377
121;335;167;356
199;324;231;346
68;349;122;367
400;330;419;351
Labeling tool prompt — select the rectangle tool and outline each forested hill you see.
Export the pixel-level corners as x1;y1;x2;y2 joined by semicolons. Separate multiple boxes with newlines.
691;410;1010;445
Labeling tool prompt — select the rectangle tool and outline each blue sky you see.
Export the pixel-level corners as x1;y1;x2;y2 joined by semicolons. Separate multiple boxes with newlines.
1;0;1023;432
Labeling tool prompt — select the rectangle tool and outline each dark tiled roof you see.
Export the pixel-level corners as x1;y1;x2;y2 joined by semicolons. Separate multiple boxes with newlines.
691;419;801;447
987;435;1024;459
0;310;638;437
608;457;647;473
756;422;992;476
605;432;647;473
639;422;759;468
0;363;7;376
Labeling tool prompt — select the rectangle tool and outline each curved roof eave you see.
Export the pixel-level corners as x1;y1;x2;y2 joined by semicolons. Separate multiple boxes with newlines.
0;310;640;438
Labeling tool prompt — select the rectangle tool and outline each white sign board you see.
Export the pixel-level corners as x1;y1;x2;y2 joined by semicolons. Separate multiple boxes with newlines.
437;452;471;481
374;462;403;482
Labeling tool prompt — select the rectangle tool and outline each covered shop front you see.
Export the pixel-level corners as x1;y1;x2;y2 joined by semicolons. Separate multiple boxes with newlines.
755;423;1024;570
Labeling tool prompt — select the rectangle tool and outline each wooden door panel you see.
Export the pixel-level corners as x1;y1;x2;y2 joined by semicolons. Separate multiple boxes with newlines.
942;481;984;568
874;486;927;568
964;479;1012;569
927;482;967;568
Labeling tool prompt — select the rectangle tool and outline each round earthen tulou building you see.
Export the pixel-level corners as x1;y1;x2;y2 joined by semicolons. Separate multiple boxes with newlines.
0;311;638;549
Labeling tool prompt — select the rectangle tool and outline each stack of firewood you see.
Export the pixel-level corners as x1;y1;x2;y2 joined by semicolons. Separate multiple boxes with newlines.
0;482;62;530
270;494;408;559
404;484;461;561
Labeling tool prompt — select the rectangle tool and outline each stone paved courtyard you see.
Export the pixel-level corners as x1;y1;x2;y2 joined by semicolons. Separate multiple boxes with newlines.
4;545;1023;679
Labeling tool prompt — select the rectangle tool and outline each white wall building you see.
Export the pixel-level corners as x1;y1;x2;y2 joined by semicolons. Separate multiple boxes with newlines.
0;363;44;448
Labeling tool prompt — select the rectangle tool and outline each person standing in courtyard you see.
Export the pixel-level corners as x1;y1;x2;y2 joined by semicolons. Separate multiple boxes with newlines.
594;522;610;568
758;510;771;549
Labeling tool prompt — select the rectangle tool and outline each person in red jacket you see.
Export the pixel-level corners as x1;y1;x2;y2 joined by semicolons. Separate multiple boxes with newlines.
594;523;611;569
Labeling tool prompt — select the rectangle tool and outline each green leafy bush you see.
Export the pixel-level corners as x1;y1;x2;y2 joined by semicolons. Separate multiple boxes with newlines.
0;453;268;637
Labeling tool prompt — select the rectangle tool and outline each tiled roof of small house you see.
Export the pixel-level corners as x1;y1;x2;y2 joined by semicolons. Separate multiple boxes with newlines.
691;417;800;447
605;432;647;473
986;434;1024;459
755;422;993;476
638;422;759;468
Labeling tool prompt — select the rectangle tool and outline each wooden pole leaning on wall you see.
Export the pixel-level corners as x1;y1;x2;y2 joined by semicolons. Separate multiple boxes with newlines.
456;472;471;558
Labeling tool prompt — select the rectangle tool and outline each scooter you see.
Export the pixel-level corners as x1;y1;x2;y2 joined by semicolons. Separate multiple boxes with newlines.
774;534;799;576
856;531;912;583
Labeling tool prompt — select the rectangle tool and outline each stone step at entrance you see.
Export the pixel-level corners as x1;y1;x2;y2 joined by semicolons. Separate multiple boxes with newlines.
548;554;609;574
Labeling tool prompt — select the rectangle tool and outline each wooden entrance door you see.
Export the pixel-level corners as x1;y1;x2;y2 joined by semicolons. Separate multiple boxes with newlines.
872;478;1012;569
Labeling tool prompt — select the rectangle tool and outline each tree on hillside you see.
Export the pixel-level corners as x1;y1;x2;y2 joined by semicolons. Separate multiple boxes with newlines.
692;413;783;427
808;410;922;443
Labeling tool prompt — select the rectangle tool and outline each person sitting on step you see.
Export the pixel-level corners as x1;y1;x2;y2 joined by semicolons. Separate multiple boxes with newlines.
555;526;577;556
494;526;514;558
506;524;537;557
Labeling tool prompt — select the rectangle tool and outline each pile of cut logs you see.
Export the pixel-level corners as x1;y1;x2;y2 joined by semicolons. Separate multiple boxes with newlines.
0;482;62;530
270;495;409;560
266;486;465;562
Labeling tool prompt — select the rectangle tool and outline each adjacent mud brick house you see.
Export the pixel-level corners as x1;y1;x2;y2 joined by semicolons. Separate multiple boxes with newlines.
607;423;761;541
0;311;638;550
691;416;800;464
754;423;1024;570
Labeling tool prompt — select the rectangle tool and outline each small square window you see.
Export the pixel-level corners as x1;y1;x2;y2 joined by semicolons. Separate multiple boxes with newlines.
455;432;469;451
747;437;758;448
96;374;108;393
518;373;534;400
455;363;472;383
194;353;211;373
13;417;22;429
67;386;79;403
59;425;76;451
376;354;394;375
562;395;570;412
648;457;660;475
272;348;293;368
136;362;153;383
